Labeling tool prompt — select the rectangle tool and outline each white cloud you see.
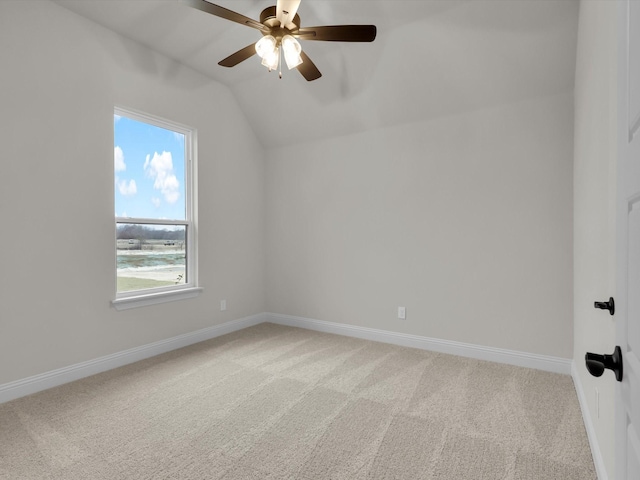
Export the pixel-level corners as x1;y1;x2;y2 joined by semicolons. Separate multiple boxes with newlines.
144;151;180;204
118;179;137;196
114;146;126;172
151;197;161;208
114;114;121;122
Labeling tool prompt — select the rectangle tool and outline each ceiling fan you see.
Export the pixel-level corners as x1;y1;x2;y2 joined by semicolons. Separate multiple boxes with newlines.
180;0;377;81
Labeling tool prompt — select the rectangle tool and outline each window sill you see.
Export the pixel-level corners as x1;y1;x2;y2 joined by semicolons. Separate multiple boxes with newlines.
112;287;203;311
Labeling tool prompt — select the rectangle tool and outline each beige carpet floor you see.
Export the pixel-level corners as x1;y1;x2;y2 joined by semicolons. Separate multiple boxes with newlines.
0;323;596;479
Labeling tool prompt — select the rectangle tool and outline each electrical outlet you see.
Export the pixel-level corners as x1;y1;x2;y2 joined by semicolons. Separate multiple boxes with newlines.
220;299;226;311
398;306;406;320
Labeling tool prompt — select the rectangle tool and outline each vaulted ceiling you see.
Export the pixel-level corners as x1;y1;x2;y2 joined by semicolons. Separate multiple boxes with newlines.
53;0;579;149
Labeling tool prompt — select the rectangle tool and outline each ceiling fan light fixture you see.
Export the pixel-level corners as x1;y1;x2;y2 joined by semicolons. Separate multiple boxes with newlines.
255;35;277;59
261;47;280;70
282;35;303;69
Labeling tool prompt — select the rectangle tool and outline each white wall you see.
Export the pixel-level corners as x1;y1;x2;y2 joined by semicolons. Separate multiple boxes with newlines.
0;1;265;385
573;1;617;478
266;92;574;359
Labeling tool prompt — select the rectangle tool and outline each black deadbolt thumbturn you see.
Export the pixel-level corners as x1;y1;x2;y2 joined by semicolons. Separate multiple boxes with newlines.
594;297;615;315
585;346;623;382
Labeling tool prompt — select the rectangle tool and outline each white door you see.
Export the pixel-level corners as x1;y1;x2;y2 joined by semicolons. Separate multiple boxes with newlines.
616;1;640;479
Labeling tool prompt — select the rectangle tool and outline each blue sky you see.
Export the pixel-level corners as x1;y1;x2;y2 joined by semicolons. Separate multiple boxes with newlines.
114;114;185;220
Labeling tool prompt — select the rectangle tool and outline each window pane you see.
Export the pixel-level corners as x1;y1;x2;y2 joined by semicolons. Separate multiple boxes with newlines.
116;223;186;293
114;114;185;220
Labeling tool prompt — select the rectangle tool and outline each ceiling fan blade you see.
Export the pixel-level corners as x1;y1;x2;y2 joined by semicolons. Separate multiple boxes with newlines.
218;44;257;67
180;0;269;32
296;51;322;81
276;0;301;30
296;25;377;42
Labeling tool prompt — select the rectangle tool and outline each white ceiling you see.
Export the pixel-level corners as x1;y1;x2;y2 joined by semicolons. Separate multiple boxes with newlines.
53;0;579;149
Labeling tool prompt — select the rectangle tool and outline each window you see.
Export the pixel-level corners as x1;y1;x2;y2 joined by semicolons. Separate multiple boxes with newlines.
112;108;199;310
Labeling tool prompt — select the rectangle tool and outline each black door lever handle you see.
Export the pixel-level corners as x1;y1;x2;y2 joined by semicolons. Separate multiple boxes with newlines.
585;346;623;381
594;297;615;315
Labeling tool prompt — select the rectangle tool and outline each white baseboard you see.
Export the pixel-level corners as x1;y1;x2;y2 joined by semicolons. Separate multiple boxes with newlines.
571;362;608;480
0;312;573;405
266;313;572;375
0;313;266;404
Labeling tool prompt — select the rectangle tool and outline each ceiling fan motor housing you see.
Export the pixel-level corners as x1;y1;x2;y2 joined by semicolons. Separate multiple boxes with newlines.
260;6;300;34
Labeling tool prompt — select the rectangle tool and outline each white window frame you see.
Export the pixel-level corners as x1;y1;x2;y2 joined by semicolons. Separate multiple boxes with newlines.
111;107;201;310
